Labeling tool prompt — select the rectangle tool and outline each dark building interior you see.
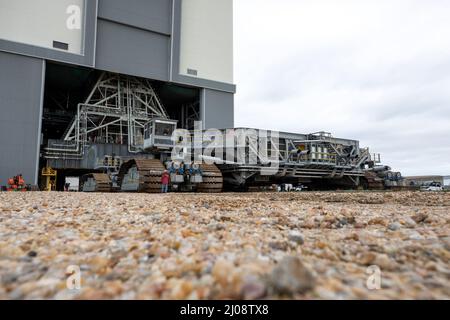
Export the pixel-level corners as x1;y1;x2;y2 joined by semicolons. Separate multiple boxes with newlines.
42;62;200;144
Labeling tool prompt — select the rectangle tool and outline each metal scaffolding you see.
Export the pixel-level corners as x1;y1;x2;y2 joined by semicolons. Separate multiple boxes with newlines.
181;101;200;130
45;72;169;157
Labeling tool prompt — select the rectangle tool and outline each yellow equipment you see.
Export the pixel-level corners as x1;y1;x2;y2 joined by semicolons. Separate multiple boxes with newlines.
41;167;57;191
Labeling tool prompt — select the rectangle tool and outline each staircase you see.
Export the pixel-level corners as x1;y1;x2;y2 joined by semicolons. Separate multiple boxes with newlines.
352;148;371;168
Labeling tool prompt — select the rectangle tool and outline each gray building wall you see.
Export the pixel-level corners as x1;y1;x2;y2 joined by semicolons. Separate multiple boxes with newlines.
0;0;98;67
201;89;234;129
98;0;172;35
95;19;170;81
0;52;44;186
171;0;236;94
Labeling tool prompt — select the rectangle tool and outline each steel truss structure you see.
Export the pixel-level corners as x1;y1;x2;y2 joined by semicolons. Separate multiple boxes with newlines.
180;102;200;130
191;129;377;187
42;73;384;190
45;72;169;157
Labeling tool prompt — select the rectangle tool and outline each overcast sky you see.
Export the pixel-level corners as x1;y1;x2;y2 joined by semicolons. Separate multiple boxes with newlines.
233;0;450;176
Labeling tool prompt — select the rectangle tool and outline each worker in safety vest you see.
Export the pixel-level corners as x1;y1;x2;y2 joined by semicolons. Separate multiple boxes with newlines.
17;174;25;186
161;170;170;193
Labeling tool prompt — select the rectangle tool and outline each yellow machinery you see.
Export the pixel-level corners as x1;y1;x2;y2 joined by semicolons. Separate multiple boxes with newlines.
41;167;57;191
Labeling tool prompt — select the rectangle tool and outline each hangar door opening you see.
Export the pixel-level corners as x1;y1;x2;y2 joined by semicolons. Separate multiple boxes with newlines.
40;62;200;190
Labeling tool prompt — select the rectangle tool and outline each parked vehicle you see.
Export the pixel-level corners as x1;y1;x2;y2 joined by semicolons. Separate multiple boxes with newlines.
420;182;443;192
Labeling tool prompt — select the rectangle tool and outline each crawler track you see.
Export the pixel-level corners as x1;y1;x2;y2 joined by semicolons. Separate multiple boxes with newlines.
363;172;385;190
80;173;112;192
197;164;223;193
118;159;165;193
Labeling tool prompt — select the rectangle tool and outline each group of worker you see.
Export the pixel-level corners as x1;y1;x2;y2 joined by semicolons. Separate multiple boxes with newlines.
6;174;27;192
160;162;203;193
168;162;202;176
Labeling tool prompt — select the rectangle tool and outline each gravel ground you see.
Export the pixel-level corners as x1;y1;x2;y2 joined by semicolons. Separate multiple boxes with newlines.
0;191;449;300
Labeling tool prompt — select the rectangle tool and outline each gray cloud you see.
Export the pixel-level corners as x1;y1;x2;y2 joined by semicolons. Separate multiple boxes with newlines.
234;0;450;176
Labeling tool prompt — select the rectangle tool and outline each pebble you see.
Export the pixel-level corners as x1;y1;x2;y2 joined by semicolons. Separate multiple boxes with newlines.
373;254;397;271
402;217;417;228
212;260;234;287
288;230;304;245
358;252;376;265
354;222;367;229
269;241;288;251
207;222;225;231
268;256;316;295
240;275;267;300
409;232;424;241
27;251;37;258
0;191;448;300
412;212;429;224
388;222;401;231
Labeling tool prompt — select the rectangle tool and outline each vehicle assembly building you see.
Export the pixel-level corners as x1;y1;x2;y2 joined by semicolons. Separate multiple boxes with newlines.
0;0;399;192
0;0;235;187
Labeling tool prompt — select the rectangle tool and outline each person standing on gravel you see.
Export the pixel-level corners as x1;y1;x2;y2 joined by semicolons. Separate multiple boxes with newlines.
161;170;170;193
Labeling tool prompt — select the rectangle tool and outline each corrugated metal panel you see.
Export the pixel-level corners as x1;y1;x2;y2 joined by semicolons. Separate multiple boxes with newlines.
98;0;172;35
0;52;44;185
95;19;170;81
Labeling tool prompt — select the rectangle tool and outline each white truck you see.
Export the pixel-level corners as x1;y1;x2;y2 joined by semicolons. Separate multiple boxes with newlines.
420;182;443;192
64;177;80;192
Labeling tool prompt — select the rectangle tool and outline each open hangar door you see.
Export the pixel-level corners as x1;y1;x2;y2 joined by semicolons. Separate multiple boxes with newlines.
39;62;200;190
